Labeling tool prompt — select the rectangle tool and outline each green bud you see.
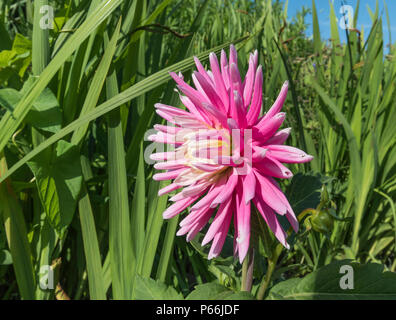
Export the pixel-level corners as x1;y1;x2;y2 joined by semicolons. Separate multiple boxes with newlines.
310;209;334;235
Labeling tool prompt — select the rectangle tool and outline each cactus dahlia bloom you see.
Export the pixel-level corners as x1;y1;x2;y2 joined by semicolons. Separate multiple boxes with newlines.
149;45;313;263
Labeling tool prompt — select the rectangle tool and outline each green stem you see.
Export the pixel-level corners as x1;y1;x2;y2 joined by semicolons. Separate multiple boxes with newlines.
257;244;282;300
241;247;254;292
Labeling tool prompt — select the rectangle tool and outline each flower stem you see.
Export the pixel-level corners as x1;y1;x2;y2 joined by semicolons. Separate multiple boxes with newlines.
241;247;254;292
257;244;282;300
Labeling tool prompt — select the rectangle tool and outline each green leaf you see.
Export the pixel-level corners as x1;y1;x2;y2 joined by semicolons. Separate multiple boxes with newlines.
0;82;62;133
71;18;122;145
25;87;62;133
0;249;12;265
28;140;83;234
134;275;183;300
267;260;396;299
0;155;36;300
187;282;254;300
0;33;32;81
286;173;324;214
131;143;146;260
78;154;106;300
105;25;135;300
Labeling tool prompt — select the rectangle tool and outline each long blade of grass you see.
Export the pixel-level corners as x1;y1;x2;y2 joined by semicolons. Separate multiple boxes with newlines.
78;156;106;300
130;143;146;261
0;154;36;300
106;31;134;299
71;18;122;145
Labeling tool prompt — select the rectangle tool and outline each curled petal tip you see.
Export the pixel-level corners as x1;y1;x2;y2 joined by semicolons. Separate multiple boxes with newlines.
201;237;210;247
305;155;314;161
284;170;293;178
207;252;217;260
162;212;170;219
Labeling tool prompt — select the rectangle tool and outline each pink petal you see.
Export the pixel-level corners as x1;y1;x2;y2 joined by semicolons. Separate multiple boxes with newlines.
179;204;209;228
193;71;225;112
210;172;238;208
150;151;179;162
155;103;191;117
193;56;213;85
243;52;257;108
236;187;251;263
268;177;299;233
202;197;232;246
220;49;230;90
208;208;232;259
186;208;214;242
181;181;212;198
229;44;238;69
209;52;229;111
191;162;223;172
163;194;201;219
254;155;293;179
170;72;212;123
154;159;187;170
158;183;182;196
200;102;228;128
231;90;247;128
153;168;186;181
265;127;291;145
246;66;263;126
263;81;288;120
253;197;289;249
267;145;314;163
244;169;256;203
190;176;227;212
255;112;286;141
253;170;288;215
230;63;243;105
148;132;183;145
153;124;182;134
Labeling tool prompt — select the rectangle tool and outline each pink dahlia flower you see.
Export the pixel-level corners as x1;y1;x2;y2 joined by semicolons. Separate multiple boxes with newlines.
149;45;313;263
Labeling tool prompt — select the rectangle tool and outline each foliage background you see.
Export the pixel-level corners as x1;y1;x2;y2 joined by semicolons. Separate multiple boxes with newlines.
0;0;395;300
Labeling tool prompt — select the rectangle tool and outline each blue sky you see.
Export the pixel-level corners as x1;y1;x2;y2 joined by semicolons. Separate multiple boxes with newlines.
286;0;396;52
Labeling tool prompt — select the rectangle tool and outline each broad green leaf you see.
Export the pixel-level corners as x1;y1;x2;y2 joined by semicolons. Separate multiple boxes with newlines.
0;83;62;134
286;173;324;214
187;282;254;300
268;260;396;300
28;140;83;234
134;275;183;300
0;33;32;81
